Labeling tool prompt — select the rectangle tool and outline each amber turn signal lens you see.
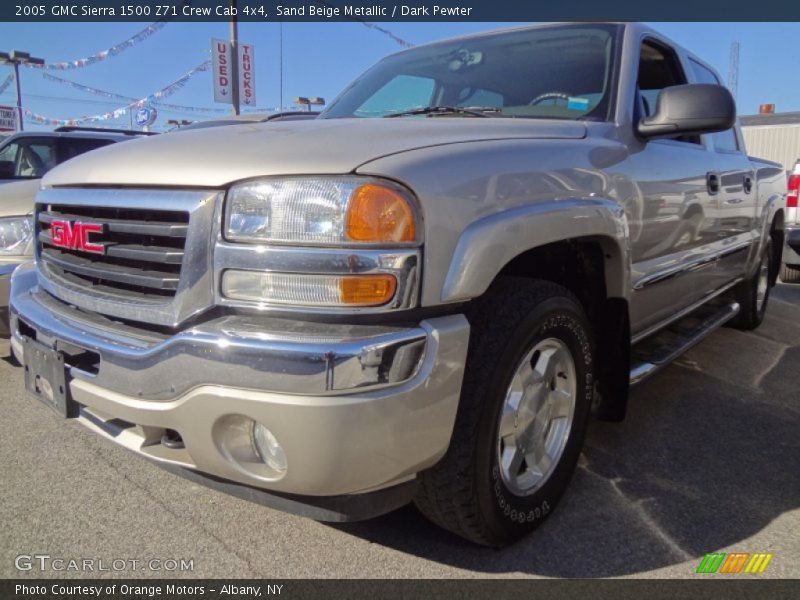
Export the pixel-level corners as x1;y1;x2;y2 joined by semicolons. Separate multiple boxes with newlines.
345;184;416;243
339;274;397;306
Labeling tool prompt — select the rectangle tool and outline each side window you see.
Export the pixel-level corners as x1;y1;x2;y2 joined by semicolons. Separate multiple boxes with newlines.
0;139;56;178
59;138;114;162
688;59;740;153
637;40;700;145
0;141;19;164
26;142;56;172
354;75;435;117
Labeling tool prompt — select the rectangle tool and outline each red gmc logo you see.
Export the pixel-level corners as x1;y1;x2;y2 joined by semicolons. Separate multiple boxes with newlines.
50;220;105;255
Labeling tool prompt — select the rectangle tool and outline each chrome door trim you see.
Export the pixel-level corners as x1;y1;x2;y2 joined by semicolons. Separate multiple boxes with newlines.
632;238;753;291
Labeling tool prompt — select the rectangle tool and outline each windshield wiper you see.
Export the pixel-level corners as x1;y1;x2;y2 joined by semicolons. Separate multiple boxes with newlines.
383;106;501;118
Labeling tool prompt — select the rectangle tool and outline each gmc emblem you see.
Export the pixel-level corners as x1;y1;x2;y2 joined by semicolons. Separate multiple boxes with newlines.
50;220;105;255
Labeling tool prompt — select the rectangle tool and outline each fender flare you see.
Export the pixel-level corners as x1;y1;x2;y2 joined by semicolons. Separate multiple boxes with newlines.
440;197;631;303
757;192;785;281
760;192;784;241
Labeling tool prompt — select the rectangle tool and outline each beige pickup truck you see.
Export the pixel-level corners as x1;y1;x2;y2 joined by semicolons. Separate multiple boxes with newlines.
8;23;788;546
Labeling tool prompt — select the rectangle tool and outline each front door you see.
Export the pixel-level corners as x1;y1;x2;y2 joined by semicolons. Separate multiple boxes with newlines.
626;38;720;335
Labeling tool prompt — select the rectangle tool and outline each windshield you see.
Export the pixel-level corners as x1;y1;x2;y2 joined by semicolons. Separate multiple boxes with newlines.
321;24;620;121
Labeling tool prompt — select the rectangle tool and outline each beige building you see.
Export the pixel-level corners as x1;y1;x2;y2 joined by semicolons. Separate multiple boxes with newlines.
740;111;800;171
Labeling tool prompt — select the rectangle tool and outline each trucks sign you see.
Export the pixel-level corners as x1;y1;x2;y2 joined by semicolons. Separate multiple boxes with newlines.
238;43;256;107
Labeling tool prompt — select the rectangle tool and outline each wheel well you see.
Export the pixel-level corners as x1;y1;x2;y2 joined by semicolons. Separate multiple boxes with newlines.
491;238;631;421
495;239;610;321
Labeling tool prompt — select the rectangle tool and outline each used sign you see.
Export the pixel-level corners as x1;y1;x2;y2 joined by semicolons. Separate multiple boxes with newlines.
212;38;233;104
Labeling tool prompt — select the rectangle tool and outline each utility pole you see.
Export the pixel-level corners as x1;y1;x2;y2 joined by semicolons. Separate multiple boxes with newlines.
728;41;740;102
279;21;283;111
0;50;45;131
229;0;240;116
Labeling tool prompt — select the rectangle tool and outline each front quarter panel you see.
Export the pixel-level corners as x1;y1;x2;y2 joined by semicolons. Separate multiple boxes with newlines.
357;135;632;306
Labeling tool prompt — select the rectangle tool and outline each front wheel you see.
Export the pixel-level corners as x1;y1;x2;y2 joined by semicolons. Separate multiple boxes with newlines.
414;278;594;546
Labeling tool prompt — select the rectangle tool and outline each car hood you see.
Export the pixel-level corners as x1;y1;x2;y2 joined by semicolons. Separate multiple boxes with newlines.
42;118;586;188
0;179;40;216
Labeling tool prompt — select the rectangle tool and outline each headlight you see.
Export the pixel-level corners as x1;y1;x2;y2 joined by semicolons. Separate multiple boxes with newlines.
224;176;418;245
0;215;34;256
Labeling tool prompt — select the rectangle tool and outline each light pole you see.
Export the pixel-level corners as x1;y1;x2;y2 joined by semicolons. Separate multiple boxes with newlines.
229;0;240;116
0;50;45;131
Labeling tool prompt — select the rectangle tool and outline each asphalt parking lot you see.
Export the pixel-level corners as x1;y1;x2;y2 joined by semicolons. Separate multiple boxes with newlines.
1;284;798;579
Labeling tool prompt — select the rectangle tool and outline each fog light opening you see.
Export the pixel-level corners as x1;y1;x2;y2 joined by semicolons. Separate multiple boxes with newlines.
161;429;185;450
251;423;287;473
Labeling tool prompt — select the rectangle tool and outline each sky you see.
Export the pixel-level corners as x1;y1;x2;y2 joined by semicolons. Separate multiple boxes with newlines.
1;21;799;131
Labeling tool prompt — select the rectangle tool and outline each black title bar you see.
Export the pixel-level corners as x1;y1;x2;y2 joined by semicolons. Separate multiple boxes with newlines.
3;579;800;600
3;0;800;21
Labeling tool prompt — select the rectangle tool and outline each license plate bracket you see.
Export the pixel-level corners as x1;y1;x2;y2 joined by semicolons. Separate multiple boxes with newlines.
23;338;77;418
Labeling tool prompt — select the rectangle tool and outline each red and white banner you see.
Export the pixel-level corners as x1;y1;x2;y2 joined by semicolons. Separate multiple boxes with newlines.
238;43;256;107
212;38;233;104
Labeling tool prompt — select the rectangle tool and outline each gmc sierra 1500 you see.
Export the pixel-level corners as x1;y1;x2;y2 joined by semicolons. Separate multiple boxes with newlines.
9;23;786;546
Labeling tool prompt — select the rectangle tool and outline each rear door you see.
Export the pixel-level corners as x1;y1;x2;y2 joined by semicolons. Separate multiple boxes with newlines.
686;58;757;288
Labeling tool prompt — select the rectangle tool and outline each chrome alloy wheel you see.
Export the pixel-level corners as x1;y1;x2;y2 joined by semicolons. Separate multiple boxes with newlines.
756;251;770;311
496;338;577;496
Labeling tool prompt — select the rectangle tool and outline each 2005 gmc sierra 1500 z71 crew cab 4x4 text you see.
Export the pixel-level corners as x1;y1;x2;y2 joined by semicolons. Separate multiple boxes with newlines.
8;23;787;546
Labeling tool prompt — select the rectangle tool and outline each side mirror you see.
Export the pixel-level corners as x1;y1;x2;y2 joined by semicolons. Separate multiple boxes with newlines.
637;83;736;140
0;160;14;178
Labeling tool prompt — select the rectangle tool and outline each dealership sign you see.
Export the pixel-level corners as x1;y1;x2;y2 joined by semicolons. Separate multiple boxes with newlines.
238;43;256;106
212;38;255;106
0;106;17;131
212;38;232;103
135;106;157;127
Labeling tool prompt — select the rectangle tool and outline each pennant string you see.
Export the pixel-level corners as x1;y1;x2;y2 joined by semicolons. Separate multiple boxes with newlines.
312;2;413;48
0;72;14;94
24;61;214;126
21;14;180;70
41;71;227;114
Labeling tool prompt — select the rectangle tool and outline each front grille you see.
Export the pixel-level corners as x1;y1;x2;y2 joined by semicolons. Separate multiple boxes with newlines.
38;204;190;299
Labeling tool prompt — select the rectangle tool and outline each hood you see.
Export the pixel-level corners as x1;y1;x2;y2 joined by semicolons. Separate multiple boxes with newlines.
0;179;40;216
42;118;586;188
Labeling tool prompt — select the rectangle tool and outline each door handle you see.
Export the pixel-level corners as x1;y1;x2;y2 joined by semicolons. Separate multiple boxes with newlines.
743;175;753;194
707;172;720;195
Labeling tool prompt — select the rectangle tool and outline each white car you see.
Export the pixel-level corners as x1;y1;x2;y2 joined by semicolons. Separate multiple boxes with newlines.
1;127;151;354
780;160;800;283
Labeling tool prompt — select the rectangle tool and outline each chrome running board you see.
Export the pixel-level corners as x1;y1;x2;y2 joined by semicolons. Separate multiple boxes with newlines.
630;301;740;386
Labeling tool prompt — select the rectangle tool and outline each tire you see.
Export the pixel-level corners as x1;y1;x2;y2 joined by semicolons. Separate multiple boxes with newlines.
730;240;773;330
779;262;800;284
414;278;594;546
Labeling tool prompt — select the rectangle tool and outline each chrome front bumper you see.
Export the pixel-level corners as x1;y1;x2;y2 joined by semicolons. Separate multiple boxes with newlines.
10;262;470;500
